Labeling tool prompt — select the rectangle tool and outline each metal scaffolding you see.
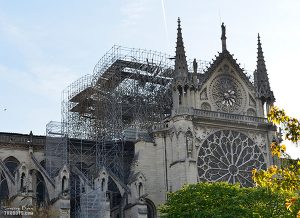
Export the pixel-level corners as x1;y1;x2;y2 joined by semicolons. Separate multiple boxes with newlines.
59;45;209;216
62;45;177;178
45;121;67;178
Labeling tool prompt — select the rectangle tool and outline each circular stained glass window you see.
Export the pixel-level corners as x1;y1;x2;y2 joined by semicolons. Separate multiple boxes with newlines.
210;75;245;113
197;130;266;187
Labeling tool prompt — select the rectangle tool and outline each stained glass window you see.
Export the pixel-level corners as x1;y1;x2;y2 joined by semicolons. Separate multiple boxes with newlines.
197;130;266;187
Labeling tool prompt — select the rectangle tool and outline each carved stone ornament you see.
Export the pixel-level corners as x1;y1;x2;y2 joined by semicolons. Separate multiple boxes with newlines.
210;75;245;113
185;129;193;157
201;102;211;111
197;130;266;187
247;108;257;117
200;87;208;100
249;94;256;107
194;126;215;147
246;131;268;158
253;133;267;152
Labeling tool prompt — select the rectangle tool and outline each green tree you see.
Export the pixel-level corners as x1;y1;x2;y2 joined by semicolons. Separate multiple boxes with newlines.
160;107;300;217
160;182;300;218
252;106;300;216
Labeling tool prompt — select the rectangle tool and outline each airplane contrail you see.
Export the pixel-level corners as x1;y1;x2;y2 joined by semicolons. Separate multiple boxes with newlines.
161;0;170;49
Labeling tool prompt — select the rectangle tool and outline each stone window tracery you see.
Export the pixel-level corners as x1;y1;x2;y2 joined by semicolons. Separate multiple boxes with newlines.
4;156;20;175
138;182;143;197
0;171;9;205
197;130;266;187
201;102;211;111
247;108;257;117
20;172;26;192
210;75;245;113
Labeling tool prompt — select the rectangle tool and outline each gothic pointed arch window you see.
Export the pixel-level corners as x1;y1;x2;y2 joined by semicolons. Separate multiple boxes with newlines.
138;182;143;197
178;85;183;105
62;176;67;193
101;178;105;191
4;156;20;175
201;102;211;111
36;171;48;208
145;198;157;218
20;172;26;192
0;170;9;206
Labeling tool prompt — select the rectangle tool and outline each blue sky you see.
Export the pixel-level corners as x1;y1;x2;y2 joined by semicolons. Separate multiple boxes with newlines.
0;0;299;157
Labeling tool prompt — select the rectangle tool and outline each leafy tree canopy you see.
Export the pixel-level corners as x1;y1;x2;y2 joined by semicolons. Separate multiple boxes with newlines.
160;182;300;218
253;106;300;216
161;107;300;217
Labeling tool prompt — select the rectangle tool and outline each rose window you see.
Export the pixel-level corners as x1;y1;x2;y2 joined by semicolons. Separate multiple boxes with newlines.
210;75;244;113
197;130;266;187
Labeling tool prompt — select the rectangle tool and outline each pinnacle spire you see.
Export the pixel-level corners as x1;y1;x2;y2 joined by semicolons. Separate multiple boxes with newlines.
221;22;227;51
174;17;188;80
254;33;275;104
257;33;265;68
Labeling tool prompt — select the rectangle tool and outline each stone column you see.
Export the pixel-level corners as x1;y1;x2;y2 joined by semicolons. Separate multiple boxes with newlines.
173;89;179;109
190;90;195;108
187;89;191;107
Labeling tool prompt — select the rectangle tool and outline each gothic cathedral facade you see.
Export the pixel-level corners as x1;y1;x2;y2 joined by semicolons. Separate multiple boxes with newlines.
0;18;276;218
130;18;276;216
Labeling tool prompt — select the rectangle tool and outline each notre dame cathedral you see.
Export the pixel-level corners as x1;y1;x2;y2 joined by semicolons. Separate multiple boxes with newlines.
0;18;276;217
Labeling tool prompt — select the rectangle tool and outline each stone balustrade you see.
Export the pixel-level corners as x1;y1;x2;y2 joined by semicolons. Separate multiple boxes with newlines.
0;133;45;146
193;109;268;124
151;108;268;131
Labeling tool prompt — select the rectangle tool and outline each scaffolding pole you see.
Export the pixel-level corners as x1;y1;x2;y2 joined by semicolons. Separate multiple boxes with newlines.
59;45;210;217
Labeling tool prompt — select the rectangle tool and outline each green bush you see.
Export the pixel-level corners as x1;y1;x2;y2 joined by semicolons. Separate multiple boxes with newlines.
159;182;300;218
